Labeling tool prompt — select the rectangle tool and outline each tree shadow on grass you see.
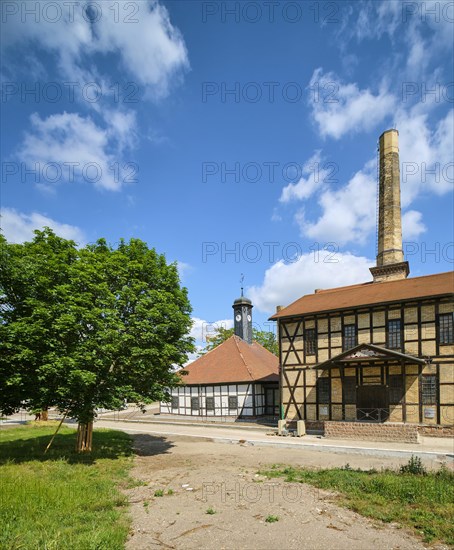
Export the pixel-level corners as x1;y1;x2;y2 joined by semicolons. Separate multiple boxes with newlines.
0;425;174;465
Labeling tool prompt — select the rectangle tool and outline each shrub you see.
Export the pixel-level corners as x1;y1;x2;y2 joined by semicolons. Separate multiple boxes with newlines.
400;456;427;476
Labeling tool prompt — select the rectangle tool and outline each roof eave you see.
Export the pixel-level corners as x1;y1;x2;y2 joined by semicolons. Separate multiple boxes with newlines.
269;290;454;321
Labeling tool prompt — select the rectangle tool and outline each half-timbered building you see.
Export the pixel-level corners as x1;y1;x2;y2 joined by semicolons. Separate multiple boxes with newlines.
270;129;454;439
160;295;279;419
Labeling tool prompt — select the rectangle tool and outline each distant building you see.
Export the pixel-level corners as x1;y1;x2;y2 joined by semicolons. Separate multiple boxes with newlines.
160;296;279;418
271;130;454;438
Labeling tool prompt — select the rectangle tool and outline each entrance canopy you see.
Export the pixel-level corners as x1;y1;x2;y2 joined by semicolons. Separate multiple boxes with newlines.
314;343;426;370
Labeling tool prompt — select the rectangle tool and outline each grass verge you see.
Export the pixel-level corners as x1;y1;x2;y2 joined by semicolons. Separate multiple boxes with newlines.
0;423;134;550
260;462;454;545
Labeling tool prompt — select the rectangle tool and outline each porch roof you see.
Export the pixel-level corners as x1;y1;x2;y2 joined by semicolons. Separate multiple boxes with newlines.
313;343;426;370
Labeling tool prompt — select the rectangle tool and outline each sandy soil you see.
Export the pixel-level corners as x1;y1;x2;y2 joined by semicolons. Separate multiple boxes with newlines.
125;434;447;550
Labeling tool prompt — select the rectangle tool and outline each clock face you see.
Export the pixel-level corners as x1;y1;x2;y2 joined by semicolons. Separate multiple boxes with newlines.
235;314;241;322
247;315;251;322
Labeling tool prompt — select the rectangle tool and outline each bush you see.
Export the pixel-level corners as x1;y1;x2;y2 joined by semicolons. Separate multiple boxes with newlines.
400;456;427;476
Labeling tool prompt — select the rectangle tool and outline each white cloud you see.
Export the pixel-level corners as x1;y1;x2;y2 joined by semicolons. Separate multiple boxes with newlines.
248;252;372;314
18;111;136;191
6;1;187;194
402;210;427;240
286;1;453;256
279;151;327;203
2;0;189;100
0;207;85;244
176;261;192;280
271;209;282;222
296;160;377;246
281;104;452;247
346;1;453;81
397;109;454;206
92;1;189;100
105;110;138;151
308;68;395;140
349;1;402;43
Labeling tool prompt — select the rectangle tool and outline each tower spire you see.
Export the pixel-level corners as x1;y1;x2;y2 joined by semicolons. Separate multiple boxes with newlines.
370;129;409;283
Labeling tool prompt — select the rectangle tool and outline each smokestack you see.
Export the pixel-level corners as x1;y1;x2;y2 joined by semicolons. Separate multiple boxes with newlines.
370;129;409;283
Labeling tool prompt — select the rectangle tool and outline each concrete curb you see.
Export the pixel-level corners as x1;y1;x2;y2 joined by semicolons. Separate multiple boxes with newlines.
99;424;454;460
242;439;454;460
96;417;275;432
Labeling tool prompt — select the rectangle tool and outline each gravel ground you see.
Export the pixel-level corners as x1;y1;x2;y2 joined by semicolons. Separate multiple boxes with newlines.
125;433;448;550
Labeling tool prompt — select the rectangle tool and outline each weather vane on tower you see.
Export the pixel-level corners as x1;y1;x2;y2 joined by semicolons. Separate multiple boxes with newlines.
240;273;244;297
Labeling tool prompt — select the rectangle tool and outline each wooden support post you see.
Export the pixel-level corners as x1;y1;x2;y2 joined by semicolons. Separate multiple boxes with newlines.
44;411;68;454
76;421;94;452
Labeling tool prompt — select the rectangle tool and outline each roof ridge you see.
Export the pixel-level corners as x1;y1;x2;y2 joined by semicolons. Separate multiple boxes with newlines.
304;271;453;297
194;334;236;360
233;336;254;381
251;340;278;357
314;281;372;294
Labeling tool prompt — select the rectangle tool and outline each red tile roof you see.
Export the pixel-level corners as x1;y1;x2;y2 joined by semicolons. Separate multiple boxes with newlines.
178;335;279;385
270;271;453;319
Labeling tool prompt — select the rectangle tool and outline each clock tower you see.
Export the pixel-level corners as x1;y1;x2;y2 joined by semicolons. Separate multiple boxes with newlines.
233;295;253;344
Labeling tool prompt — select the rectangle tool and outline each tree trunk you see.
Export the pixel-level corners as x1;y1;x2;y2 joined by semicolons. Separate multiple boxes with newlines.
76;421;94;452
41;409;49;421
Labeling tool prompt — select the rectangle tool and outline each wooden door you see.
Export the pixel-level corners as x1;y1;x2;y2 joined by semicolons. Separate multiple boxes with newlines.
265;387;279;416
356;385;388;421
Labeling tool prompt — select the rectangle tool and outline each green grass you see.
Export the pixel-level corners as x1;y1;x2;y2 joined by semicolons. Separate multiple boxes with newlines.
0;423;134;550
260;462;454;545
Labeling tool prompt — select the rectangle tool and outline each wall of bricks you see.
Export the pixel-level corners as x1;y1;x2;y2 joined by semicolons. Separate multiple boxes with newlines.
324;421;419;443
418;425;454;438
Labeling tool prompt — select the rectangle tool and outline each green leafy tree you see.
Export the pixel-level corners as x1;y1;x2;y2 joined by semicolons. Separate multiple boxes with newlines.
201;326;278;356
253;329;279;356
0;230;194;451
0;229;78;418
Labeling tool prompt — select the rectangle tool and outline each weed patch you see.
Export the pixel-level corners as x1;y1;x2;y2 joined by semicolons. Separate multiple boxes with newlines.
260;462;454;545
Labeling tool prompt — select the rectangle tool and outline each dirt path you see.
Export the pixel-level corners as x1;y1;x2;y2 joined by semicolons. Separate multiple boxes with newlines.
125;434;446;550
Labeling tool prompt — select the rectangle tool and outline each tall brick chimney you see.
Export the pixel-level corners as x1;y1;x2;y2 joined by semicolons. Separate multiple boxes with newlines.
370;129;409;283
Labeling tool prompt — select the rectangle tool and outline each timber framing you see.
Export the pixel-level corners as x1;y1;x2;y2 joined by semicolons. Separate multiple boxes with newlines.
160;381;279;418
277;292;454;428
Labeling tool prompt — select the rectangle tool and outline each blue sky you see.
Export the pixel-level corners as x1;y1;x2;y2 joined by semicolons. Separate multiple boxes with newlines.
1;0;453;356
